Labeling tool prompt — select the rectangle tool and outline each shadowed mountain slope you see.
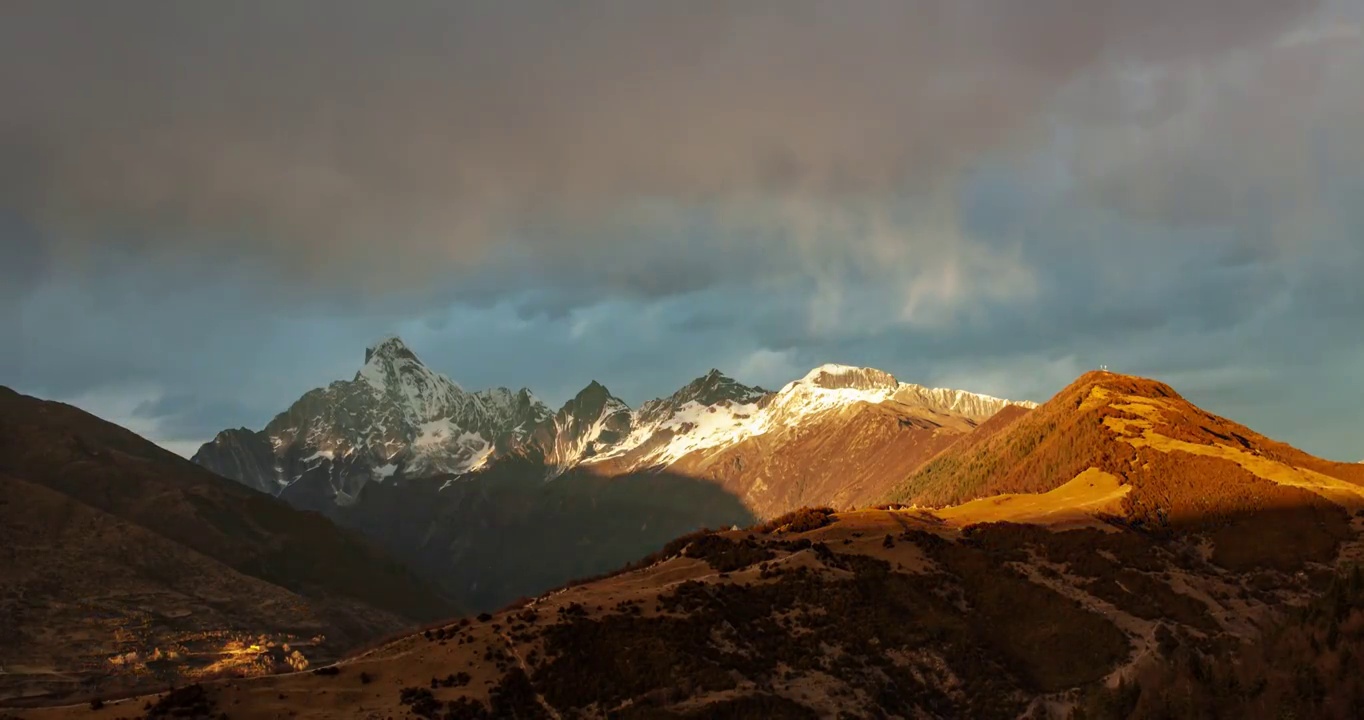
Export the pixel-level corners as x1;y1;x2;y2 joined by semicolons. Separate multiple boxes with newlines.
336;459;757;611
0;387;454;706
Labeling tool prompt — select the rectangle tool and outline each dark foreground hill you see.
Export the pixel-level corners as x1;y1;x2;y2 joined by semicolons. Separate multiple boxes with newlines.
0;387;454;707
17;497;1364;720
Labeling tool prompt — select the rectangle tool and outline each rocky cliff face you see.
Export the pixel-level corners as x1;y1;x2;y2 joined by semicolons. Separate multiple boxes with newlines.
800;364;899;392
195;427;277;495
536;381;635;475
193;337;550;505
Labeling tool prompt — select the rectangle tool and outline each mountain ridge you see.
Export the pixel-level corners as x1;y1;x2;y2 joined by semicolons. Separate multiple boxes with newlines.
194;336;1033;506
23;366;1364;718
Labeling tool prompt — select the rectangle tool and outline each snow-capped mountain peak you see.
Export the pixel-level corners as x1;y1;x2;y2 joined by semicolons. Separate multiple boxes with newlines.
474;386;551;437
355;336;472;424
539;380;634;474
194;335;551;504
891;383;1035;418
574;364;1033;475
364;334;411;364
763;365;905;423
577;370;770;471
195;342;1034;505
798;364;898;390
769;364;1036;421
636;369;769;425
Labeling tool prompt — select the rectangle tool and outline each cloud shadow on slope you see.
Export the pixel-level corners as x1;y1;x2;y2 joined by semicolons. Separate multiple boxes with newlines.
331;459;759;612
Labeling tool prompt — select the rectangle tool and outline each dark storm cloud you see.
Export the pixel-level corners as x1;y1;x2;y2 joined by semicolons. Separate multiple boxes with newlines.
1058;8;1364;248
0;0;1327;296
0;212;49;336
130;393;261;442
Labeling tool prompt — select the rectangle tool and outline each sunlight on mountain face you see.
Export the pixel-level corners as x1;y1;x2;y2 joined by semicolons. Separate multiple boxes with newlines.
1101;389;1364;509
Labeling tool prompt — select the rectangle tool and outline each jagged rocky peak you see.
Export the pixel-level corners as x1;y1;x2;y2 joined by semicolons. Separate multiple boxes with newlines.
561;380;629;418
208;426;256;443
195;335;556;502
634;370;768;427
476;385;541;409
476;387;551;427
353;335;473;424
196;336;1038;501
536;380;634;473
677;369;769;406
579;379;611;399
761;363;1034;423
364;335;420;365
357;335;446;386
798;364;900;392
192;427;278;495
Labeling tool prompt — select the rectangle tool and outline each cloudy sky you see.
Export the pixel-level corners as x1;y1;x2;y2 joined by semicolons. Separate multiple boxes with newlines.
3;1;1362;460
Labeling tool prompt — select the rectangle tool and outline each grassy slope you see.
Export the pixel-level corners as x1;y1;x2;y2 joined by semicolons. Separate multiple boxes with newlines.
887;371;1364;581
890;371;1363;514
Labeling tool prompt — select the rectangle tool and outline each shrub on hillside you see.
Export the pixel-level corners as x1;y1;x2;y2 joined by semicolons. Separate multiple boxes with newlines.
145;685;214;719
526;531;1127;717
399;687;443;719
753;507;836;534
1075;566;1364;720
682;534;775;572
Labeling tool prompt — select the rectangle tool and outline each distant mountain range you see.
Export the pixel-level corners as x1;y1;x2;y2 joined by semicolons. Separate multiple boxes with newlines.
189;337;1034;609
193;336;1032;512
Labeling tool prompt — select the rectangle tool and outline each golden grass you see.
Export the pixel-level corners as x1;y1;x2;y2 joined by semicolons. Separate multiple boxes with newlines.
888;373;1356;576
1103;394;1364;510
936;468;1129;530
